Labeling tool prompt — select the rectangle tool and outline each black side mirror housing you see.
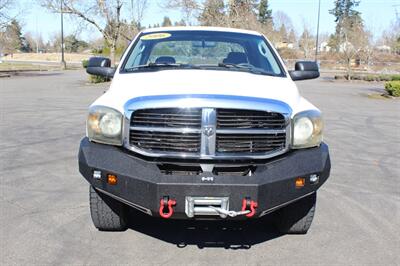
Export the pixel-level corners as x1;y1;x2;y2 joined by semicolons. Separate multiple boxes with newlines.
289;61;320;81
86;57;115;79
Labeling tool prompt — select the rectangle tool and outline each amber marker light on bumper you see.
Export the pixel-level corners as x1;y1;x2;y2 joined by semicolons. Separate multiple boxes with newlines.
295;177;305;188
107;174;118;185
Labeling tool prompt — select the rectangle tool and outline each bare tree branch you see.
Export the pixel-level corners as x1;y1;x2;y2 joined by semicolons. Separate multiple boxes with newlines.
163;0;200;25
40;0;134;64
0;0;15;29
130;0;148;29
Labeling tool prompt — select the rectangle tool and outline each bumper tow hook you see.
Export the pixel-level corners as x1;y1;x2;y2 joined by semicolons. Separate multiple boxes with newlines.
159;197;176;219
241;198;258;218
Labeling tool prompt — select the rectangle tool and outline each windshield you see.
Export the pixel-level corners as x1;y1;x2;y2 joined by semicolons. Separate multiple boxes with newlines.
121;30;285;77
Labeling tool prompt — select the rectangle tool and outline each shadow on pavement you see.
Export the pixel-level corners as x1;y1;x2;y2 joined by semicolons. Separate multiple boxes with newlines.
125;209;283;249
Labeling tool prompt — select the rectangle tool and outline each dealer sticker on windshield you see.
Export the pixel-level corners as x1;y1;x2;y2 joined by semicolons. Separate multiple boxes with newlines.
140;33;172;40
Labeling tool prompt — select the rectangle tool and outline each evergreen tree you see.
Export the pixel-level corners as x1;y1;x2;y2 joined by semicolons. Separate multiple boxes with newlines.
329;0;368;79
279;24;288;42
64;35;88;53
229;0;256;16
161;16;172;27
258;0;272;25
288;29;296;43
329;0;363;49
1;19;25;53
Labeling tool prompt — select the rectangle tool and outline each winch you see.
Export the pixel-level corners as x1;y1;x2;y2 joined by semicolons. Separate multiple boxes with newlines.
184;196;258;219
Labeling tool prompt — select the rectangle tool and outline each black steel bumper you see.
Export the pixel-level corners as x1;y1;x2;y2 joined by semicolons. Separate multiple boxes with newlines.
78;137;330;219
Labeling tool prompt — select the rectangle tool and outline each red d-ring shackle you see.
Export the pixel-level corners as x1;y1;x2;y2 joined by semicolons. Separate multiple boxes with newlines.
241;198;258;217
159;197;176;219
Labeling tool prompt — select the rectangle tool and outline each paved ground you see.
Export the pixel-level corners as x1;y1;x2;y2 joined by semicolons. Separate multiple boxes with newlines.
1;71;399;265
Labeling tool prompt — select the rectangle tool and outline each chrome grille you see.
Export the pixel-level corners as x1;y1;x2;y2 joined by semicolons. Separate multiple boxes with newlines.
130;130;201;153
217;109;285;129
130;108;202;154
216;133;286;153
131;108;202;128
128;107;289;158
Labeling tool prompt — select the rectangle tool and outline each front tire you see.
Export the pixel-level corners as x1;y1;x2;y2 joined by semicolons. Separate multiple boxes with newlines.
89;186;127;231
274;192;317;234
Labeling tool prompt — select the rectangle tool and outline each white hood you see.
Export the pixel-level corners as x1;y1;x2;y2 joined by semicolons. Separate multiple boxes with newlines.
93;69;315;115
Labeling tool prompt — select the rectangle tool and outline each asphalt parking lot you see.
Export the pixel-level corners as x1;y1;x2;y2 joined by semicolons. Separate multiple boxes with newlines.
1;70;399;265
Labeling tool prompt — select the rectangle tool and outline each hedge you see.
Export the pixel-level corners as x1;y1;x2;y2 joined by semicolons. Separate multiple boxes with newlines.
385;81;400;97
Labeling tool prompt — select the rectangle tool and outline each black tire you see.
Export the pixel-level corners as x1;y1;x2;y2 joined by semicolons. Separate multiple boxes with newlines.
274;192;317;234
89;186;127;231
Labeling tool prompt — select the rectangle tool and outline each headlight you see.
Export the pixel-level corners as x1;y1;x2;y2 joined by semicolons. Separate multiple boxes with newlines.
292;110;323;149
87;106;123;145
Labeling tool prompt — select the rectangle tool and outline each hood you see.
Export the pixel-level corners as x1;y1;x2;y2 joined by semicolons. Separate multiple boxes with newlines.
93;69;301;113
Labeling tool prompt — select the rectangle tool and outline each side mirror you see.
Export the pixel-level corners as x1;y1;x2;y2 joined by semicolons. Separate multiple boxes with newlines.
289;61;320;81
86;57;115;79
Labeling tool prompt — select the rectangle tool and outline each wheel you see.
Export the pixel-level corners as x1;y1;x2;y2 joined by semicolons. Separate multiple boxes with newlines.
274;192;317;234
89;186;127;231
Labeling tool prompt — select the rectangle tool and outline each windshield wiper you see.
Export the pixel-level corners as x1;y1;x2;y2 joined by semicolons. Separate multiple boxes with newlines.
125;63;196;72
217;63;274;75
218;62;252;69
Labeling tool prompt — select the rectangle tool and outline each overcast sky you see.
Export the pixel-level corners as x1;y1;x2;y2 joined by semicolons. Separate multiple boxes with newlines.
10;0;400;42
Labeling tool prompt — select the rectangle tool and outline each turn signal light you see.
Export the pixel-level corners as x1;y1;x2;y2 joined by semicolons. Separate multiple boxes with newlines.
295;177;305;188
107;174;117;185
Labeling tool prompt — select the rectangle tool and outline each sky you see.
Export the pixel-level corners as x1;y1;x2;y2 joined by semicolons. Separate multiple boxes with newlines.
10;0;400;43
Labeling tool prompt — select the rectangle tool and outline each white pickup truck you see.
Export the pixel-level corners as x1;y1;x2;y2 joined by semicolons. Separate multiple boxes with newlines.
79;27;330;234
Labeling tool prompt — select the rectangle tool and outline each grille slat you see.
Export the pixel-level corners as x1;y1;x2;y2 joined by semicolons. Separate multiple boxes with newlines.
215;135;286;140
217;109;285;129
131;120;200;126
217;142;285;146
131;108;202;128
216;133;286;153
130;131;201;153
132;141;200;147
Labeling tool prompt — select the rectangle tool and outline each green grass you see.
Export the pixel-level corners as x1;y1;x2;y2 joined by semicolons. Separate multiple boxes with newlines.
334;73;400;82
0;62;58;71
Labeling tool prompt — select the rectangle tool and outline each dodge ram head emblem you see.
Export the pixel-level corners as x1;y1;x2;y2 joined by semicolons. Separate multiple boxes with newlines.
203;126;214;136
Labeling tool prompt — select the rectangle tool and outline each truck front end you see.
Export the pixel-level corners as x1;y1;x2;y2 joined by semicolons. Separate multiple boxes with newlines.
79;27;330;234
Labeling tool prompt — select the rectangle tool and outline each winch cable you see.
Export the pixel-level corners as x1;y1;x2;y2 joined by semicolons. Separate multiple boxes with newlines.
208;206;250;218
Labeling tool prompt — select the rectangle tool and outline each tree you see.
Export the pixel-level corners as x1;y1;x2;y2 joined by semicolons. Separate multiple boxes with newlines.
228;0;259;29
161;16;172;27
0;0;15;29
119;20;138;42
229;0;256;18
288;29;296;44
278;24;288;42
165;0;261;31
176;19;187;26
199;0;226;26
42;0;147;65
380;16;400;54
329;0;362;51
129;0;148;31
329;0;368;79
339;16;368;79
0;19;25;54
164;0;199;25
298;22;315;59
23;32;46;53
257;0;272;31
64;34;88;52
